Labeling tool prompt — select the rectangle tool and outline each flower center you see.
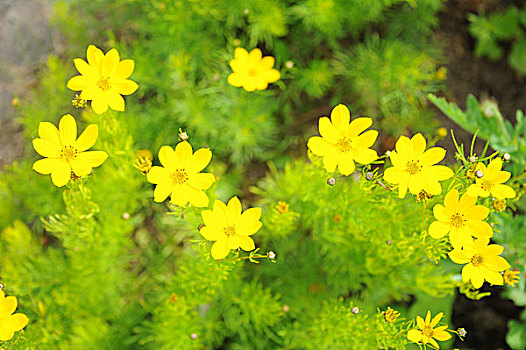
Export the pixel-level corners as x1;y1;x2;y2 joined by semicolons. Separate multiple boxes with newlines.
224;226;236;236
336;137;352;152
471;254;484;267
422;325;434;338
60;145;78;161
171;169;188;185
247;69;257;77
481;180;492;192
406;160;422;175
450;213;465;228
97;78;111;91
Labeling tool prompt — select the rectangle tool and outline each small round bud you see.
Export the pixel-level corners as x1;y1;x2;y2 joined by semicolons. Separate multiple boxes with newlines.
0;284;3;290
475;170;484;178
385;239;392;245
212;73;220;81
11;97;20;107
365;172;374;181
178;129;189;141
233;39;241;46
484;106;495;118
437;128;448;138
268;251;276;260
490;222;495;227
190;333;198;340
282;304;290;312
458;328;467;337
243;8;249;14
503;153;511;161
122;212;130;220
385;150;391;157
351;307;359;314
469;156;477;163
327;177;336;186
285;61;294;69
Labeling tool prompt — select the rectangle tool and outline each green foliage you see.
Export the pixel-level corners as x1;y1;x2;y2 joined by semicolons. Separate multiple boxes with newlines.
469;6;526;74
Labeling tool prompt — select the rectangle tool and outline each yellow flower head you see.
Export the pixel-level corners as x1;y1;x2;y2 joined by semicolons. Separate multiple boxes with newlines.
467;158;515;199
383;134;454;198
429;189;493;249
146;141;215;207
32;114;108;187
67;45;139;115
227;47;280;92
448;237;510;289
0;290;29;341
200;197;262;260
503;269;520;287
407;311;452;349
307;104;378;176
383;307;400;323
276;201;289;214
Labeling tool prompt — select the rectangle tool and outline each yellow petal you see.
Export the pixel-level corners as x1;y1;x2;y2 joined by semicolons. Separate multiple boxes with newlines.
348;117;373;138
424;311;431;324
188;148;212;174
74;58;97;77
248;48;262;64
411;133;427;157
158;146;176;170
330;104;351;131
0;296;17;318
318;117;338;143
430;312;443;327
353;148;378;165
484;255;510;271
80;87;101;101
51;161;71;187
454;226;475;249
448;249;470;264
416;316;425;329
308;136;334;156
74;124;98;152
323;151;338;173
433;329;452;341
226;196;242;225
235;207;262;236
213;200;229;225
199;225;222;241
236;235;255;251
242;82;256;92
397;172;410;198
33;158;61;175
493;171;511;184
108;91;125;111
264;69;280;83
33;138;60;158
428;338;440;349
87;45;104;73
461;263;474;282
102;48;120;77
59;114;77;145
427;165;453;181
203;205;227;228
261;56;275;68
486;158;502;178
76;151;108;168
146;166;169;184
428;221;450;239
481;266;504;285
491;184;516;199
153;182;172;203
4;313;28;332
113;59;134;79
255;77;269;90
467;183;488;198
408;174;426;195
186;185;210;207
91;95;109;115
110;79;139;95
353;129;377;148
187;173;215;190
337;152;355;176
67;75;94;91
395;136;413;158
170;185;190;206
407;329;423;343
470;267;484;289
466;220;493;238
38;122;61;144
174;141;193;168
0;325;14;342
234;47;249;63
433;204;449;221
211;239;230;260
70;158;92;176
481;244;503;257
228;73;244;87
444;189;459;210
457;193;477;211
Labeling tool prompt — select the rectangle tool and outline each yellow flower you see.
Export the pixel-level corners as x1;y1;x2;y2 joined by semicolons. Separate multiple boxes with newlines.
448;237;510;289
407;311;452;349
383;134;453;198
503;269;520;287
383;307;400;323
67;45;138;115
467;158;516;199
199;197;262;260
0;290;29;341
307;104;378;176
227;47;280;92
32;114;108;187
146;141;214;207
276;201;289;214
429;189;493;249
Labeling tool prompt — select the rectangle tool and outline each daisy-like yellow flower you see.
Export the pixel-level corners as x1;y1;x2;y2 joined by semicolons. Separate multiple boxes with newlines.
307;104;378;176
32;114;108;187
429;189;493;249
383;134;454;198
467;158;516;199
199;197;262;260
407;311;452;349
503;269;520;287
0;290;29;341
227;47;280;92
146;141;214;207
448;237;510;289
67;45;138;115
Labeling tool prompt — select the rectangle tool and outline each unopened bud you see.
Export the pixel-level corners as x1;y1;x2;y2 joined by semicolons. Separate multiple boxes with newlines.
475;170;484;178
365;172;374;181
502;153;511;161
190;333;198;340
469;156;477;163
285;61;294;69
386;239;392;245
351;307;359;314
327;177;336;186
122;212;130;220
